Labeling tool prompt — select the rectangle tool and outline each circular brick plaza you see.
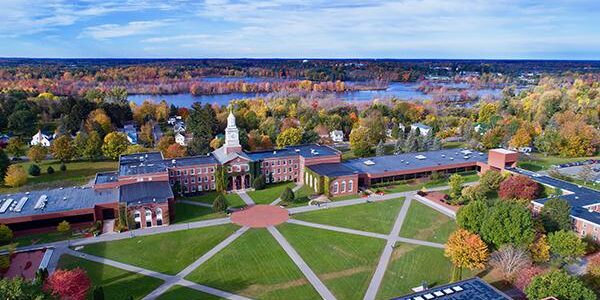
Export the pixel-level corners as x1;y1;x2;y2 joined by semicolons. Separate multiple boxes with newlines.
231;205;289;228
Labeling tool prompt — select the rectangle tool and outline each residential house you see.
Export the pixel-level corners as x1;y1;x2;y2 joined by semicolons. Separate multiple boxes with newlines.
175;132;193;146
30;130;52;147
411;123;432;136
123;125;138;145
330;130;344;143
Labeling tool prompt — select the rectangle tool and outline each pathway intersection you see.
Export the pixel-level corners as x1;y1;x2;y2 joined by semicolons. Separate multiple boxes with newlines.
5;184;459;300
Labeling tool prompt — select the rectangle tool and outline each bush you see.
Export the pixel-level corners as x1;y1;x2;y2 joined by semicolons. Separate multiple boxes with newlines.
252;174;266;190
28;164;41;176
47;166;55;174
0;255;10;271
59;163;67;172
212;194;228;212
280;186;295;203
0;224;14;245
57;220;71;233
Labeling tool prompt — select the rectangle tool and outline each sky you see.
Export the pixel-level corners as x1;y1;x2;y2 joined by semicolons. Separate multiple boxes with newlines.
1;0;599;59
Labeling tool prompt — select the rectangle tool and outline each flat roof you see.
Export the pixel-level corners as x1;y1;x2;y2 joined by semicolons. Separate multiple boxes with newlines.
491;148;517;155
392;277;510;300
308;163;358;177
343;148;487;176
246;144;339;161
0;187;117;219
119;181;173;205
94;171;119;184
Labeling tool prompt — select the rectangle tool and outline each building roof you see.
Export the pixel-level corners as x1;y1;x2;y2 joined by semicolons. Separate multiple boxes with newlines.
0;187;117;219
246;144;339;161
166;155;219;167
308;163;358;177
513;168;600;226
391;277;510;300
412;123;431;130
212;146;250;164
94;172;119;184
343;148;487;176
119;181;173;205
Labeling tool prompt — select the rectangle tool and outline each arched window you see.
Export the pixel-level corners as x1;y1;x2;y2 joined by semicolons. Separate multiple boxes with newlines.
341;181;346;193
349;180;354;192
156;208;163;226
134;210;141;229
145;209;152;228
333;182;339;194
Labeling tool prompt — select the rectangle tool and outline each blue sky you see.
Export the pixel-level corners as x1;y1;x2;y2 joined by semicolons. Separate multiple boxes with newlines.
1;0;599;59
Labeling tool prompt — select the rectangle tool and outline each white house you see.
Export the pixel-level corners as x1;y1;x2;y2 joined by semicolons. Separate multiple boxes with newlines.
167;116;183;125
175;132;193;146
30;130;52;147
173;122;186;133
410;123;431;136
330;130;344;143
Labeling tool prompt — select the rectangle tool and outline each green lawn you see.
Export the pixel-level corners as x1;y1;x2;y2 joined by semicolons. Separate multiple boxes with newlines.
79;224;239;275
58;254;163;300
442;141;468;149
517;154;600;172
173;202;227;224
376;243;455;300
0;159;118;193
182;191;246;208
376;172;479;194
157;285;223;300
292;198;404;234
1;230;74;251
248;182;296;204
186;228;320;300
278;223;385;300
279;184;316;208
399;201;456;243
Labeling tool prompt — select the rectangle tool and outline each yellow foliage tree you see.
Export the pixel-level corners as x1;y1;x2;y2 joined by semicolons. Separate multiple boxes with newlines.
4;165;27;187
445;229;489;271
529;234;550;263
509;127;532;149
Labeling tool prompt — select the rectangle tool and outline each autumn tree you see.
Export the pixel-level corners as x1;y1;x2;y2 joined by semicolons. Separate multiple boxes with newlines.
5;137;25;157
479;170;504;192
489;245;531;282
210;137;224;150
276;127;303;148
164;144;187;158
138;122;154;147
73;131;88;158
4;165;27;187
448;173;465;201
45;268;91;300
445;229;489;280
85;108;112;136
102;132;129;160
27;145;47;163
480;201;535;248
529;234;550;263
349;126;373;157
51;135;75;162
498;175;541;201
514;266;546;292
509;127;532;149
548;230;586;263
525;270;595;300
57;220;70;233
157;135;175;154
540;198;572;233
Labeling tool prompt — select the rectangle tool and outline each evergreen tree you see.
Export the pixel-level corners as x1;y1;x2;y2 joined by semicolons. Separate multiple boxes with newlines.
187;103;217;155
375;140;385;156
394;136;404;154
431;137;442;150
403;130;419;153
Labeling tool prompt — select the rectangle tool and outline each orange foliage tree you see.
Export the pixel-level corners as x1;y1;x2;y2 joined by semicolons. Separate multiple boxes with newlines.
445;229;489;280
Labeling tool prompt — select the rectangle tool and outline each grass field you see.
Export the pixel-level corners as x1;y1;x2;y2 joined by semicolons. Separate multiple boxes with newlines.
0;230;74;251
517;154;600;172
292;198;404;234
157;285;223;300
173;202;226;224
183;191;246;208
442;141;468;149
279;184;316;208
248;182;295;204
399;201;456;243
58;254;164;300
376;172;479;194
79;224;239;275
185;228;320;300
376;243;455;299
278;223;385;300
0;159;118;193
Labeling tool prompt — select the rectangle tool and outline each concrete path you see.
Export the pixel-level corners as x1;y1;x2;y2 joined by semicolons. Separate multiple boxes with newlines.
142;226;250;299
270;184;304;206
413;195;457;218
102;219;115;234
237;191;256;205
267;226;337;300
363;197;413;300
46;244;68;273
287;219;389;240
178;199;213;208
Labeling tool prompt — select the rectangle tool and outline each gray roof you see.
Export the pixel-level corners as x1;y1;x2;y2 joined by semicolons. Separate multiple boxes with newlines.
343;148;487;176
212;146;250;164
166;155;219;167
0;187;117;219
246;144;339;161
119;181;173;205
94;172;119;184
308;163;358;177
392;277;509;300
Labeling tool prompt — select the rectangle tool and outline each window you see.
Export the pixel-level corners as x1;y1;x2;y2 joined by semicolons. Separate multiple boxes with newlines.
266;177;270;183
134;211;141;229
198;185;203;191
228;166;232;173
349;180;353;191
184;178;188;184
191;177;195;184
294;164;298;169
169;179;174;185
196;168;201;174
169;170;174;176
145;209;152;227
288;167;292;172
341;181;346;192
211;176;215;181
191;186;196;192
283;160;286;165
333;182;339;194
176;170;181;176
183;170;188;175
288;159;292;164
191;169;195;175
156;208;163;226
183;185;188;192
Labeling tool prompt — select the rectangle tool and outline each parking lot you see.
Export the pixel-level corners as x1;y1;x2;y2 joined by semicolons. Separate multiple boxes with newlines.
555;163;600;183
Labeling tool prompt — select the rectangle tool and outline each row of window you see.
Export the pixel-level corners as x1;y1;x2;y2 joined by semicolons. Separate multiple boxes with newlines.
228;164;249;173
133;208;164;228
332;180;354;194
265;167;297;175
267;174;297;183
170;176;215;185
262;159;297;167
170;166;215;177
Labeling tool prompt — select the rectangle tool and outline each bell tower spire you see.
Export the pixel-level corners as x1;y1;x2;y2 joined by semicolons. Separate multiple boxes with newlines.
224;106;241;154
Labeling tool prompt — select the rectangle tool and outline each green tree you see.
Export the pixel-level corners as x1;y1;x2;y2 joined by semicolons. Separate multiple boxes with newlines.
51;135;75;162
403;130;419;153
276;127;303;148
540;198;572;233
8;110;37;136
548;230;586;263
349;126;373;157
84;131;103;160
57;220;71;233
253;174;266;190
525;270;595;300
460;184;487;204
479;170;504;192
0;149;9;181
480;201;535;248
0;224;13;245
101;132;129;160
6;137;25;157
187;103;217;155
212;194;228;212
281;186;295;203
456;201;488;233
448;173;465;200
0;277;49;300
73;131;89;158
534;127;561;156
28;164;41;176
215;166;228;193
394;135;404;154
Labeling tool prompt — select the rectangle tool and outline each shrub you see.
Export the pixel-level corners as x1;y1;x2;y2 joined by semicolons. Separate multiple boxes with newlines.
0;224;13;245
252;174;266;190
280;186;295;203
47;166;55;174
57;220;70;233
59;163;67;172
28;164;41;176
212;194;228;212
0;255;10;271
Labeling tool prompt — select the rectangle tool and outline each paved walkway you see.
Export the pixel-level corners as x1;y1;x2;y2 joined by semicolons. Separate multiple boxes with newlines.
364;197;413;300
270;184;305;205
231;205;289;228
267;226;337;300
237;191;256;205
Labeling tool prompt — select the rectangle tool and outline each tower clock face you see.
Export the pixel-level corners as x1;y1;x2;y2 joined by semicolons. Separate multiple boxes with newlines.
231;133;237;139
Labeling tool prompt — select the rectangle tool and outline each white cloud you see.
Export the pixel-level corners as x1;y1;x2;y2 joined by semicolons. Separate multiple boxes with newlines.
81;20;171;40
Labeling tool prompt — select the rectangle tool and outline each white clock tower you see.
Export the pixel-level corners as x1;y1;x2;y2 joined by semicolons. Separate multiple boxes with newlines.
224;108;242;154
